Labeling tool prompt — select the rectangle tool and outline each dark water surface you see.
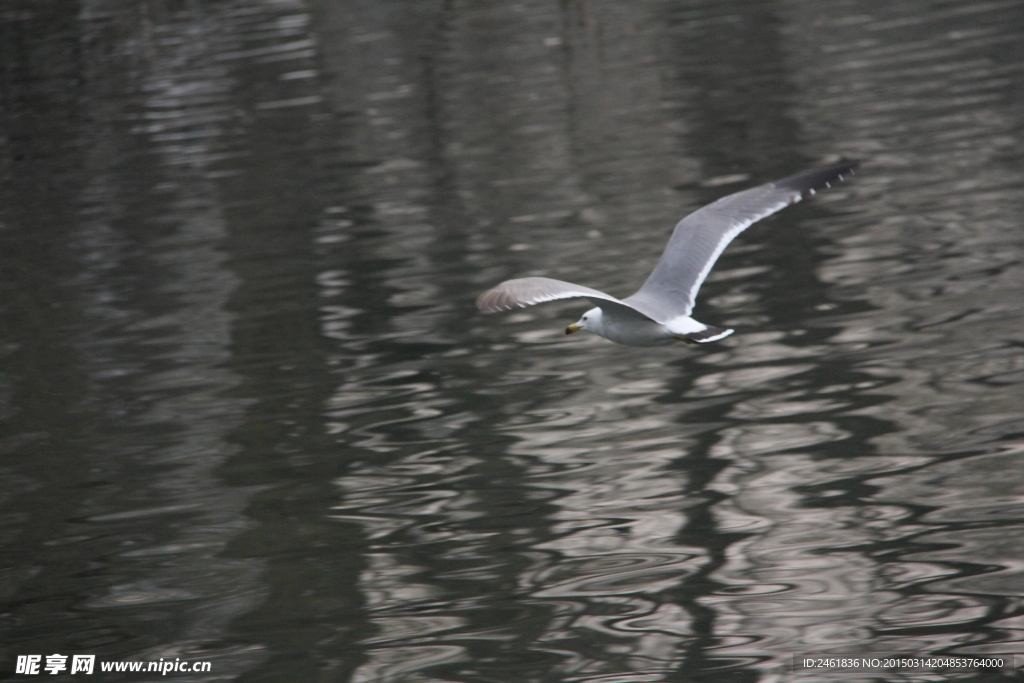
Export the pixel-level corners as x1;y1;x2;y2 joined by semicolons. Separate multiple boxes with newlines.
3;1;1024;681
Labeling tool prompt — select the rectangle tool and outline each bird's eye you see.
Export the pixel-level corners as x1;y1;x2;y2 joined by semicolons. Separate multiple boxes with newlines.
583;316;588;320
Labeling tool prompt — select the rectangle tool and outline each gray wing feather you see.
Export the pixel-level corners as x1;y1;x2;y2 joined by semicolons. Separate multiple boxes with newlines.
624;160;859;321
476;277;655;322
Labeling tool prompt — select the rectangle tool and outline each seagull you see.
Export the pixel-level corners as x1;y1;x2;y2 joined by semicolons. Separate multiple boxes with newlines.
476;160;859;347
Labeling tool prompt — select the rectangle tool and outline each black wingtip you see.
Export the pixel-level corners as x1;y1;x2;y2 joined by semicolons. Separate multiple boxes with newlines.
775;159;860;196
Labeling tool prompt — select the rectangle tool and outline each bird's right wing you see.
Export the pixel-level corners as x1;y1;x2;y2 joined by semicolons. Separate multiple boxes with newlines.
476;276;654;322
625;160;859;322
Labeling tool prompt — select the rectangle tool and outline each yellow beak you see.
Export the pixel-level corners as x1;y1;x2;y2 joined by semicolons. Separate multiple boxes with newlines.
565;323;582;335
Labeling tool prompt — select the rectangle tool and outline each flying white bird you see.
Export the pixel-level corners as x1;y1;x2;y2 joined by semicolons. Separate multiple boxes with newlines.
476;160;859;346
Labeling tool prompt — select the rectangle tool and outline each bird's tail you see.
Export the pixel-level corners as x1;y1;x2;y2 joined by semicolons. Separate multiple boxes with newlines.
675;324;734;344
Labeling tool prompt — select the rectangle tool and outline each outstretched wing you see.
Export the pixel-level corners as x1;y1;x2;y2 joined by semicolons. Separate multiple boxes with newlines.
476;276;654;322
624;160;859;322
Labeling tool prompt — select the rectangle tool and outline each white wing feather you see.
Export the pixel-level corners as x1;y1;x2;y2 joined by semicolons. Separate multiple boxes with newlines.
476;277;655;322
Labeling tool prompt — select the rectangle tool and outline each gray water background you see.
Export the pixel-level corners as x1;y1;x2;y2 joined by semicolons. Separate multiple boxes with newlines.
2;1;1024;681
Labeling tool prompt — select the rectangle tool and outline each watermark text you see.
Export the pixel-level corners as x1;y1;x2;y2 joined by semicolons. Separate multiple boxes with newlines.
15;654;211;676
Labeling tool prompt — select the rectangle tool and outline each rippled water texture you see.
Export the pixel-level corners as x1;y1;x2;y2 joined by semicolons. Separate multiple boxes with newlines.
3;1;1024;681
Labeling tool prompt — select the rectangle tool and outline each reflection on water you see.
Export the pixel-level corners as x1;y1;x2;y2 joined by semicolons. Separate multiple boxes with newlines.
2;0;1024;682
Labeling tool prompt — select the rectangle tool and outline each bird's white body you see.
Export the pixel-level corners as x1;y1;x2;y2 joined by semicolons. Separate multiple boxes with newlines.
574;308;673;346
572;308;731;347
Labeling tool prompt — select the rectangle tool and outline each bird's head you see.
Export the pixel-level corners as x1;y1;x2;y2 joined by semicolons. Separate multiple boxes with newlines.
566;307;602;335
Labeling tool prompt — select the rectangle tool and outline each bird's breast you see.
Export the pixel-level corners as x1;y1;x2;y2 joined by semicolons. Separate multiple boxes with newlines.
593;316;676;347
